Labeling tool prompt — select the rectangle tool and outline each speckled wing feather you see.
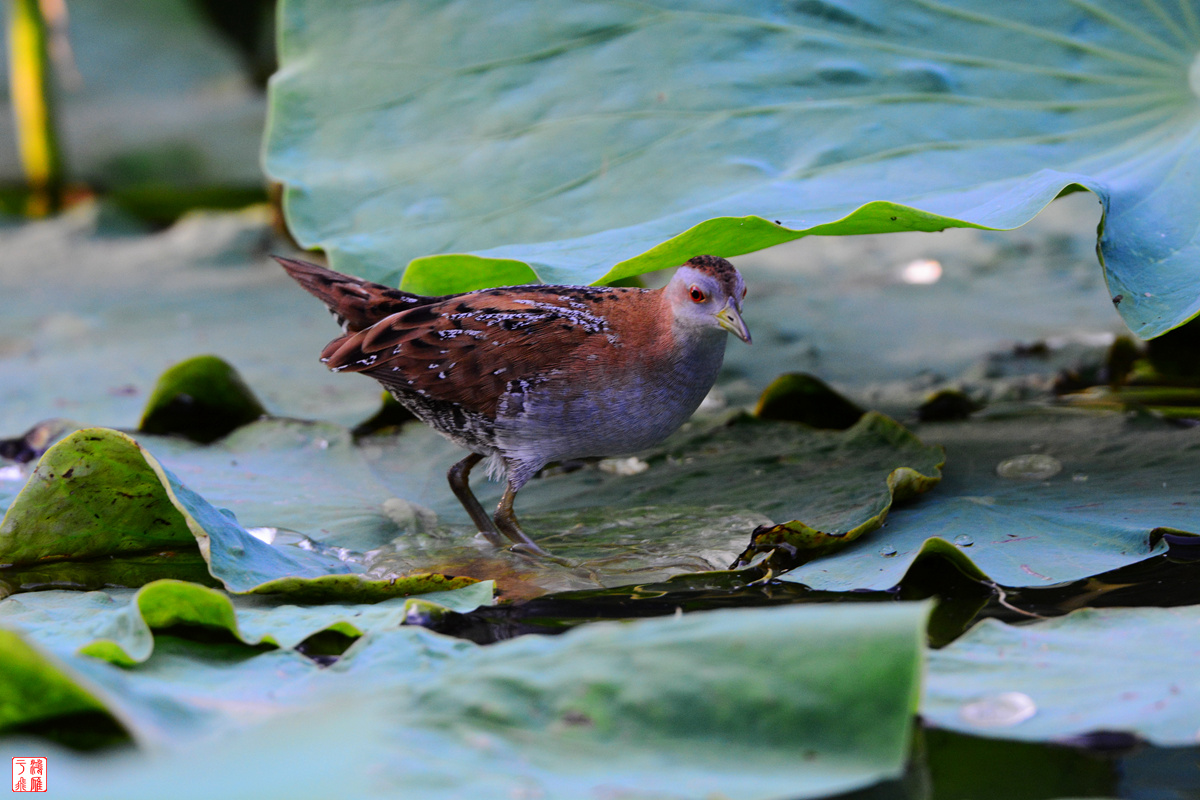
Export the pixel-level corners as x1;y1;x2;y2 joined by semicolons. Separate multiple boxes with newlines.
321;285;642;417
273;255;450;333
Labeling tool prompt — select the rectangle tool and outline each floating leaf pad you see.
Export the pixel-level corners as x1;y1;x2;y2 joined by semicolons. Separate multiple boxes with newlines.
360;411;944;596
925;606;1200;746
138;355;267;443
0;578;495;668
0;428;481;599
754;372;865;429
782;410;1200;590
2;602;930;798
267;0;1200;337
1;411;942;599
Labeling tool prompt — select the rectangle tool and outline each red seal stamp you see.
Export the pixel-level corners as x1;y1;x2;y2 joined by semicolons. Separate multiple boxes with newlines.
11;758;47;792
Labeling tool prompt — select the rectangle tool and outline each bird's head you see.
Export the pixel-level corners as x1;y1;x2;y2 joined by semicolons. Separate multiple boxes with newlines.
664;255;751;344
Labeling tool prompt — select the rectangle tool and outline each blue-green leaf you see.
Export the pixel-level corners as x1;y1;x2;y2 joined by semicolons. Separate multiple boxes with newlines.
266;0;1200;337
3;602;930;798
926;606;1200;746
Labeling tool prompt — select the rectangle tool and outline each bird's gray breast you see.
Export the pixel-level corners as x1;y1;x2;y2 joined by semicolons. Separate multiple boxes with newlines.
493;332;727;468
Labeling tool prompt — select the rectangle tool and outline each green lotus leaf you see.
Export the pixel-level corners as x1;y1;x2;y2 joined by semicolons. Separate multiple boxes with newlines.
925;606;1200;746
754;372;866;428
3;601;930;798
353;412;944;596
266;0;1200;338
0;428;197;564
138;355;267;444
0;578;494;667
0;629;118;733
137;418;431;553
782;409;1200;590
0;407;945;600
0;428;486;599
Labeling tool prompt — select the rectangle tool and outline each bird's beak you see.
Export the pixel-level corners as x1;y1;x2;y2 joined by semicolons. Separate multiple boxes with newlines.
715;301;752;344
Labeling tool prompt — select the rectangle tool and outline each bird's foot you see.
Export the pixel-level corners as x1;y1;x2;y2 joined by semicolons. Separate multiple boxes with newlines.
494;499;578;567
508;541;578;568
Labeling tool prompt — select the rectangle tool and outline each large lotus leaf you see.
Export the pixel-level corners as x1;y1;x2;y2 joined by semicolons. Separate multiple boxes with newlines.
780;409;1200;590
0;406;942;598
2;602;930;798
0;428;482;599
333;411;942;596
0;578;494;667
266;0;1200;338
924;606;1200;746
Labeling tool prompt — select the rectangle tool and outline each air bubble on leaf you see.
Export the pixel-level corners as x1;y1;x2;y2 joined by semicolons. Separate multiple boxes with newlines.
960;692;1037;727
879;544;897;557
953;535;974;548
996;453;1062;480
246;526;278;544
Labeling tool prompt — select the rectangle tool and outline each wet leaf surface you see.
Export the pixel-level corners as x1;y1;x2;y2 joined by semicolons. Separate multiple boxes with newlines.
781;409;1200;590
1;410;945;599
0;428;485;599
926;605;1200;746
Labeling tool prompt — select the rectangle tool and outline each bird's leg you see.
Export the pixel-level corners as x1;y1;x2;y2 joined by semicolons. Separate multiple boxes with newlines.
493;482;551;555
447;453;503;546
492;464;575;566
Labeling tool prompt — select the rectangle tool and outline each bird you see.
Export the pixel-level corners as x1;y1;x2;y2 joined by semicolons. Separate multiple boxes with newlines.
274;254;751;556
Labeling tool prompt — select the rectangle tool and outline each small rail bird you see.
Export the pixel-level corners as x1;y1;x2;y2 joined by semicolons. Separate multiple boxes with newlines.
275;254;751;555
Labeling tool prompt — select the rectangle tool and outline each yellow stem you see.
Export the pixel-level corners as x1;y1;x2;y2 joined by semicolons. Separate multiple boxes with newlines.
7;0;65;215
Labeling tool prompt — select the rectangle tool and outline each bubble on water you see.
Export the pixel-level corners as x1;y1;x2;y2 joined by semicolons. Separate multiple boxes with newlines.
953;535;974;548
960;692;1037;727
245;526;361;565
996;453;1062;480
879;544;898;557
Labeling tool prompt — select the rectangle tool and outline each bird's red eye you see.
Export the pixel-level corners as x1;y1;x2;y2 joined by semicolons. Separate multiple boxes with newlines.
689;285;707;303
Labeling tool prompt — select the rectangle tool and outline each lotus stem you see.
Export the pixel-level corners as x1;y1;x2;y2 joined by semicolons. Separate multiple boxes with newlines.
7;0;65;215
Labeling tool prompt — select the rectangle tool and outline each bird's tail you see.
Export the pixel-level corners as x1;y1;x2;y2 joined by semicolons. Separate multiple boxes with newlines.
272;255;443;333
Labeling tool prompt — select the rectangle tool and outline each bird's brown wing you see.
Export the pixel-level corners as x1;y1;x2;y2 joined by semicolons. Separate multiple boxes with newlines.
320;285;640;417
274;255;451;333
